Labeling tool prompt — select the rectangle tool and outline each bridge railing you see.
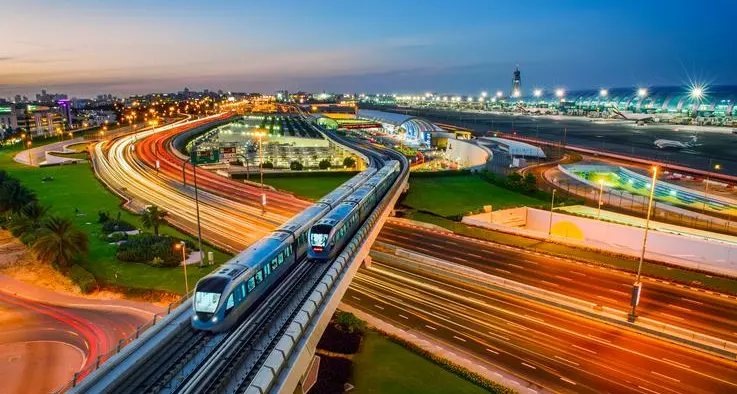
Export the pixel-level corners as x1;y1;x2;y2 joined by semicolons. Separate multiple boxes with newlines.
52;292;193;393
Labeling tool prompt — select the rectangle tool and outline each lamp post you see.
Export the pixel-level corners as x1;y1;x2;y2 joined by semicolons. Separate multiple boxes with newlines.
629;166;658;322
177;241;189;295
597;179;605;220
548;189;557;236
26;140;33;165
702;164;721;213
255;130;267;214
181;157;205;268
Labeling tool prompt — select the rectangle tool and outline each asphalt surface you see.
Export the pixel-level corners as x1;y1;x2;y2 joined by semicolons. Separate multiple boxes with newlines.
0;285;155;394
346;261;737;394
378;221;737;342
386;107;737;176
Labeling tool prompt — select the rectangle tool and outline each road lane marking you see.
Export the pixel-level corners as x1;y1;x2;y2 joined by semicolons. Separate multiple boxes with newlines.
453;335;467;342
521;362;537;369
373;304;385;310
572;344;597;354
560;377;576;385
488;332;510;341
661;358;690;369
668;304;691;312
507;322;529;331
569;271;587;277
596;295;617;303
650;371;680;382
638;386;663;394
554;275;573;282
351;296;361;301
658;312;685;321
398;314;409;320
554;355;579;366
681;297;703;305
494;268;512;274
485;348;499;355
425;324;437;331
524;260;538;265
540;280;560;287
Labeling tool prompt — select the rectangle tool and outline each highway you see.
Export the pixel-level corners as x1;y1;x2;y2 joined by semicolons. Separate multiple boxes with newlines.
346;261;737;394
377;220;737;342
0;276;157;394
91;114;737;392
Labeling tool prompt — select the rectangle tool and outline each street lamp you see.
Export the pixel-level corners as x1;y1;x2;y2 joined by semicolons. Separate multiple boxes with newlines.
176;241;189;295
690;85;705;118
534;89;542;98
548;189;557;236
597;179;605;220
555;88;565;99
254;130;267;214
629;166;658;322
26;140;32;165
600;89;608;97
702;163;721;213
637;88;648;98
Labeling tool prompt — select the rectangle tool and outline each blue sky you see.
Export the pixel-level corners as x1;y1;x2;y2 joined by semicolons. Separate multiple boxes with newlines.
2;0;736;97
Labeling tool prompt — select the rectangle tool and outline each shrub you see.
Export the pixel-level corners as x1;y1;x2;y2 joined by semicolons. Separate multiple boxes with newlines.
98;210;111;223
116;233;189;267
70;264;97;293
290;161;304;171
318;159;331;170
107;232;127;243
343;157;356;168
262;161;274;169
102;219;136;233
335;311;366;334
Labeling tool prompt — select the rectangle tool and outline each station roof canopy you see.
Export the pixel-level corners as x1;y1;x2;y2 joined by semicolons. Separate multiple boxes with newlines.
477;137;546;158
357;109;444;133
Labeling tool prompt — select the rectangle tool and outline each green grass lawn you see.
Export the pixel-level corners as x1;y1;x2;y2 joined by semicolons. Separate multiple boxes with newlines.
351;331;492;394
0;144;231;295
403;174;546;217
262;172;355;200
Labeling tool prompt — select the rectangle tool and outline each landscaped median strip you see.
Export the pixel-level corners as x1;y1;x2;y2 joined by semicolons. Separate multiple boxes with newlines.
369;248;737;361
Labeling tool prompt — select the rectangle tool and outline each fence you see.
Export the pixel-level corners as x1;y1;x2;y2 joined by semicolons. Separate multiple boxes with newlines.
52;292;193;393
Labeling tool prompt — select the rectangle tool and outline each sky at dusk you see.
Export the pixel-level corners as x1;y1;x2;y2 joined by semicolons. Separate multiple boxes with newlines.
3;0;736;98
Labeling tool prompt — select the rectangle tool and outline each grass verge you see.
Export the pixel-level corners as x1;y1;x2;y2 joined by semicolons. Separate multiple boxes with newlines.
352;330;506;394
0;143;232;295
261;172;355;200
403;174;546;217
405;211;737;294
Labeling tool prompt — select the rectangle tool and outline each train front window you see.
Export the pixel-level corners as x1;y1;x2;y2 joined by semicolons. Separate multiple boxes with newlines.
193;277;228;314
310;225;332;251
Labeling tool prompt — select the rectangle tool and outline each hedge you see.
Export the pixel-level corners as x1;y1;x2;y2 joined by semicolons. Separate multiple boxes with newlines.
117;233;190;267
70;264;97;293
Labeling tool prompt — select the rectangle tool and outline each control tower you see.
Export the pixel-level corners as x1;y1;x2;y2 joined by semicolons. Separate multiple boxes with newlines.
512;66;521;97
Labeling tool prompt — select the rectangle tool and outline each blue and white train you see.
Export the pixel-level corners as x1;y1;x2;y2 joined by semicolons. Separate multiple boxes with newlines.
308;160;400;261
191;167;378;332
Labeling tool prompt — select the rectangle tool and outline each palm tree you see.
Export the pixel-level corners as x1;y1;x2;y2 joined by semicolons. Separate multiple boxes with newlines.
32;216;88;271
141;205;167;236
9;201;48;244
0;179;36;219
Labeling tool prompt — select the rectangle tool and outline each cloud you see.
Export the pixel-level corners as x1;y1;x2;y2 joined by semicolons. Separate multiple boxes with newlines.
0;57;12;61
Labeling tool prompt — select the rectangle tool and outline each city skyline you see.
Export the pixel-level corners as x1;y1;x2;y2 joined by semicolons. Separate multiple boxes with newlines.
3;0;737;97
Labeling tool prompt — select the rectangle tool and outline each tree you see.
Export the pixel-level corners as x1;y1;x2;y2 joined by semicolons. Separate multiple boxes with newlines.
262;161;274;169
523;173;537;192
141;205;167;236
32;216;89;271
9;201;48;244
318;159;331;170
343;157;356;168
0;179;36;219
290;161;304;171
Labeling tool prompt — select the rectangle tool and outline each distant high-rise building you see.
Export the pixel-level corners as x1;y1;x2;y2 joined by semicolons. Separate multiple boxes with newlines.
512;65;521;97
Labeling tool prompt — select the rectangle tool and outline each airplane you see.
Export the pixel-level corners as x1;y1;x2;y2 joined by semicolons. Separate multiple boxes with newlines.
653;135;699;150
607;106;659;124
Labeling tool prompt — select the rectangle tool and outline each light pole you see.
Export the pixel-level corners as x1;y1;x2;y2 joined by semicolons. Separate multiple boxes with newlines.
597;179;605;220
177;241;189;295
548;189;556;236
26;140;32;165
255;130;267;214
629;166;658;322
702;164;721;213
181;156;205;267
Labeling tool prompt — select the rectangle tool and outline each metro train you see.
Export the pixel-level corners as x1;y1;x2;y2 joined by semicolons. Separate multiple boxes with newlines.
308;160;400;260
191;167;378;332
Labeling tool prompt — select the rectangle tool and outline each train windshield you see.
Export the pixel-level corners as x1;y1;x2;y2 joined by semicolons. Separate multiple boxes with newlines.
310;225;332;250
193;277;228;314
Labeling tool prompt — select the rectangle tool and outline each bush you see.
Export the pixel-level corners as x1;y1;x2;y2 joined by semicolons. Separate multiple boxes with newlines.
290;161;304;171
70;264;97;293
318;322;363;354
116;233;188;266
102;219;136;233
107;232;127;243
335;311;366;334
343;157;356;168
311;356;352;394
98;210;111;223
262;161;274;169
318;159;331;170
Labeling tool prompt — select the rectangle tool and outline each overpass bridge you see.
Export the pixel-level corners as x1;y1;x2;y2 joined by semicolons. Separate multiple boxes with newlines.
63;115;410;394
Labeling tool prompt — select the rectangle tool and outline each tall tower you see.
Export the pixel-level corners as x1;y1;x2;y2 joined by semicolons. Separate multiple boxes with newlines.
512;65;521;97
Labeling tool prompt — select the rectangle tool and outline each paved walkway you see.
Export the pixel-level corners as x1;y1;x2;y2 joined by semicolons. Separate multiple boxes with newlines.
13;137;86;167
